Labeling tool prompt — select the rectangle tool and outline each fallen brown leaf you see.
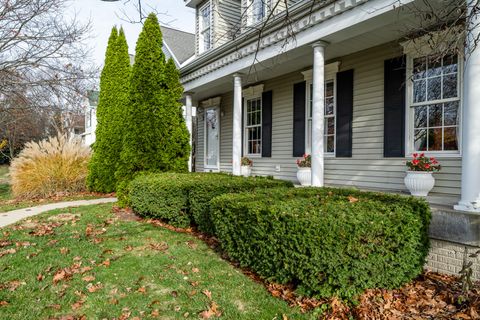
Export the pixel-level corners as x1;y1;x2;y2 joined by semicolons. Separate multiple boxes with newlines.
82;275;95;282
100;259;110;267
86;282;103;293
202;289;212;300
348;195;359;203
0;248;16;257
149;242;169;252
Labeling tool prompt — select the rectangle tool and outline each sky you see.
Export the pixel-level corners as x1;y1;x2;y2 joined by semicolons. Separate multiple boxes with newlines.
72;0;195;66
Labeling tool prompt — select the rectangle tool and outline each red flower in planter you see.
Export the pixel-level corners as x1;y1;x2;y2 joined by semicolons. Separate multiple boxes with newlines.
406;154;441;172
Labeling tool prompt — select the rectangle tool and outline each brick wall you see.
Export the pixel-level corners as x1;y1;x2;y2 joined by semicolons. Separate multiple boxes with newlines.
426;239;480;280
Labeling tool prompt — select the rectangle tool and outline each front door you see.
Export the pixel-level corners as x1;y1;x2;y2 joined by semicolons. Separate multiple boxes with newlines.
205;107;220;171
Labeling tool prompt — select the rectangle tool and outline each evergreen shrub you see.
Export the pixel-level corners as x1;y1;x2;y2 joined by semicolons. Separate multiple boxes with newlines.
87;27;131;193
209;187;431;300
127;172;293;231
116;14;190;184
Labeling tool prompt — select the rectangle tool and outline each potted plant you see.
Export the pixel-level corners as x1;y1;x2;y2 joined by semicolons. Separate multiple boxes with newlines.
296;154;311;186
241;157;253;177
404;153;441;197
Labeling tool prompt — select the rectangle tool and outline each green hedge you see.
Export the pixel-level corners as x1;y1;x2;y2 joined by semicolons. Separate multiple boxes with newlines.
209;187;431;300
128;172;293;232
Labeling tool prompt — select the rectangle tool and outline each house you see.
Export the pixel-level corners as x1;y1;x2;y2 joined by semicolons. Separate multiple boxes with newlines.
82;90;99;146
161;26;196;68
180;0;480;278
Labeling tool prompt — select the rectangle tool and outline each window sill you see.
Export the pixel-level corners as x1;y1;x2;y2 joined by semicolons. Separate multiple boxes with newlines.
245;154;262;159
406;152;461;159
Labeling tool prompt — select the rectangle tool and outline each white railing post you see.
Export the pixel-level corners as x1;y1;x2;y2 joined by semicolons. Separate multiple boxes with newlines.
455;0;480;212
232;74;243;175
185;93;194;172
311;41;328;186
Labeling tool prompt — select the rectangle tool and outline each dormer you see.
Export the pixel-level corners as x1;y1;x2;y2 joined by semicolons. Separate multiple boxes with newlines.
185;0;304;56
185;0;242;56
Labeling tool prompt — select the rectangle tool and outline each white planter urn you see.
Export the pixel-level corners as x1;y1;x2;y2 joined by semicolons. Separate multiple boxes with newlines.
297;167;311;186
240;165;251;177
404;171;435;197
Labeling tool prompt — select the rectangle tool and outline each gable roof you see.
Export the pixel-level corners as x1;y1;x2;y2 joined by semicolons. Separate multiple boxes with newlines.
160;26;195;66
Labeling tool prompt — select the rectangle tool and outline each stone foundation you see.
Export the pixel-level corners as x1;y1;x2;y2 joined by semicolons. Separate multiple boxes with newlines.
426;239;480;280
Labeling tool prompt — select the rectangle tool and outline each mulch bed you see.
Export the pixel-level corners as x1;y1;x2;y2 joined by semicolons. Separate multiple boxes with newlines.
114;206;480;319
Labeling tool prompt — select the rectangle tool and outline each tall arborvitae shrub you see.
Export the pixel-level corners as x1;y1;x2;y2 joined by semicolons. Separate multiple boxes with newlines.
162;58;190;172
87;27;131;193
116;14;190;184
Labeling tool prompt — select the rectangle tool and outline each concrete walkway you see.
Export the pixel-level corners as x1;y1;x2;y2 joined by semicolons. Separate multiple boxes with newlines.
0;198;117;228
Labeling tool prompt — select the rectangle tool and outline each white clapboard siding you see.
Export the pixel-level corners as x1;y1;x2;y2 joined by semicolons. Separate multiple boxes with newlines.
195;42;462;198
214;0;241;47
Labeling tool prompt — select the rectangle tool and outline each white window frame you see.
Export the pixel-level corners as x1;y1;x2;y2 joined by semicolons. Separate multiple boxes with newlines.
404;46;463;158
247;0;266;26
302;62;340;157
243;84;264;157
202;97;222;171
198;1;212;54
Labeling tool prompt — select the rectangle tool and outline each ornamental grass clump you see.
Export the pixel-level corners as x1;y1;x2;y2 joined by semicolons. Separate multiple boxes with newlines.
10;135;91;199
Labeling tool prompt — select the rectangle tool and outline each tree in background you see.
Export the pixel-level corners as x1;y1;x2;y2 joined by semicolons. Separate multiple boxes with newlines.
0;0;96;163
87;27;131;193
116;13;190;184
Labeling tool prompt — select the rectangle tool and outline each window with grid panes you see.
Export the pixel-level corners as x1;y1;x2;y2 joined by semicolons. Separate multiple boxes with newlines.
411;54;460;152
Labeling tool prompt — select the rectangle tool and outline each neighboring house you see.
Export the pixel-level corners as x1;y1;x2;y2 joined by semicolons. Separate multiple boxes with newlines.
82;90;99;146
180;0;480;278
161;26;196;67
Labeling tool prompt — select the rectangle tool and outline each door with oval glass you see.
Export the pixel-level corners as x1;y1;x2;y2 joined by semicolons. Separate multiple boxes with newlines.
204;107;220;171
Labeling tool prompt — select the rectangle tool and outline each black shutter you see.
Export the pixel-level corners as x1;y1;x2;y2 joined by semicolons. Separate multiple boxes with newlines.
384;56;406;157
336;69;354;157
293;81;306;157
262;91;272;157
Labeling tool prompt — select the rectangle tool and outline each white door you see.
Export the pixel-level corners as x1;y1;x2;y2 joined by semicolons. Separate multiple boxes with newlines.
205;107;220;170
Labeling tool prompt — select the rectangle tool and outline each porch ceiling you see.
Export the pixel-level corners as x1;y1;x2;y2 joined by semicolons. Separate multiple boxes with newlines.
186;1;427;102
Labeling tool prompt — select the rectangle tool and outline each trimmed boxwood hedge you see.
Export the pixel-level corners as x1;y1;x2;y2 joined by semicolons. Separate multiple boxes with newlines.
128;172;293;232
209;187;431;300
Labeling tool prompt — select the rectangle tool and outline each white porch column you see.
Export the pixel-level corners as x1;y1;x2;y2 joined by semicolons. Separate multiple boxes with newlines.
311;41;328;186
232;74;243;175
455;0;480;212
185;93;194;172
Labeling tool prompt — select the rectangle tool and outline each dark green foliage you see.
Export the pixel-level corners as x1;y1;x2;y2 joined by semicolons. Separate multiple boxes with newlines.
87;27;131;193
127;173;293;231
210;188;431;301
116;14;190;184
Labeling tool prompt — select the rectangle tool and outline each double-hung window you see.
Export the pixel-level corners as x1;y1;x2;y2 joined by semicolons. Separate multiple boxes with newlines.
244;97;262;156
305;80;336;155
409;53;461;153
247;0;265;25
199;2;211;54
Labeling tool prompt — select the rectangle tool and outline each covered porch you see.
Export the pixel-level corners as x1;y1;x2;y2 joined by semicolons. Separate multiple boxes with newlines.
180;0;480;214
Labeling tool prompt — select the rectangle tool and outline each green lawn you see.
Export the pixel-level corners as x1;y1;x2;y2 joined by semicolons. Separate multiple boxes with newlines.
0;204;314;319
